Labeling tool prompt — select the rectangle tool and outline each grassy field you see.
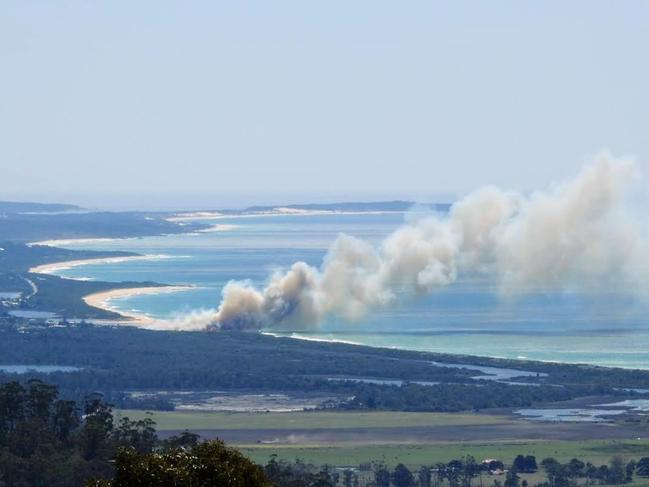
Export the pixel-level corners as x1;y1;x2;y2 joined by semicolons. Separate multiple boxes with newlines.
117;410;513;430
239;440;649;469
118;408;649;474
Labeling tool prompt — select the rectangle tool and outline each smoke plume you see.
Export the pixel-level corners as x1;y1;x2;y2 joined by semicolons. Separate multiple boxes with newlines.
172;153;646;331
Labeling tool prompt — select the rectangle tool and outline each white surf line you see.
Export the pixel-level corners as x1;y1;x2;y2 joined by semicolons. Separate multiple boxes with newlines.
28;237;138;247
28;254;176;277
261;331;364;347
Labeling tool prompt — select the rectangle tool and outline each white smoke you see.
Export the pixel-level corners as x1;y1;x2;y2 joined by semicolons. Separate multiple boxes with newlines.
174;153;645;331
494;158;641;290
132;309;220;332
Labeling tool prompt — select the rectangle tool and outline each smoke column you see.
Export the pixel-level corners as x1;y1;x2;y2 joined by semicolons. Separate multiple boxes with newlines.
156;153;646;332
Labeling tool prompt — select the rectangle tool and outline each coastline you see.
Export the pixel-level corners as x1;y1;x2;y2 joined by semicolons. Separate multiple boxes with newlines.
83;286;193;325
27;253;194;325
263;332;649;370
28;254;173;276
28;237;134;247
261;331;364;347
198;224;238;233
166;209;407;222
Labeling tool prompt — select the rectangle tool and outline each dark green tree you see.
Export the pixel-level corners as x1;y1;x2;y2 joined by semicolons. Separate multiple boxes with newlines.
636;457;649;477
79;395;114;461
113;415;157;453
566;458;585;478
160;430;200;450
88;440;271;487
608;456;626;485
504;470;520;487
513;455;537;473
392;463;415;487
434;462;447;487
541;458;572;487
461;455;480;487
418;465;432;487
343;468;354;487
626;460;636;483
374;463;391;487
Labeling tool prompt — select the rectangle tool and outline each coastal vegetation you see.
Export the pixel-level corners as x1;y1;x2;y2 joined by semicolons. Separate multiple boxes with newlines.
0;324;647;414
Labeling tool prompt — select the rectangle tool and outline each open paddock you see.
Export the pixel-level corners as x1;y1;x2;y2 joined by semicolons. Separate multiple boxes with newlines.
118;409;649;469
117;410;511;431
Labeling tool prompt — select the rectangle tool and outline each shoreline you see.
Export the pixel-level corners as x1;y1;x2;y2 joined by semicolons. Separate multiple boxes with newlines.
83;286;193;325
28;237;135;247
28;254;173;276
166;209;407;222
261;331;365;347
263;332;649;371
27;253;194;325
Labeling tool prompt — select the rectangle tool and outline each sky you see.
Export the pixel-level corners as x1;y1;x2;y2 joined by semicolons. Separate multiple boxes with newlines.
1;1;648;210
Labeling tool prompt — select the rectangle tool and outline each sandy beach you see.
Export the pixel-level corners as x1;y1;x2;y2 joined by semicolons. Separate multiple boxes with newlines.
28;253;198;327
28;237;132;247
198;224;238;233
28;255;171;276
166;208;405;222
83;286;192;325
166;211;223;222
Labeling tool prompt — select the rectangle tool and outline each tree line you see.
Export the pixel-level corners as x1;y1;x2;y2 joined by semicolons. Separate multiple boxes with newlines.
262;454;649;487
3;379;649;486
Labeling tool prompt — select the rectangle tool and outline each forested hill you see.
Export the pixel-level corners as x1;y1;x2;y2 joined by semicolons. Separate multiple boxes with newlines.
0;241;135;273
0;211;206;242
0;200;81;213
243;201;451;213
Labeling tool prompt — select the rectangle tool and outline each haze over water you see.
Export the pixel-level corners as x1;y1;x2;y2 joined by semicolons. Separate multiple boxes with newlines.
49;212;649;369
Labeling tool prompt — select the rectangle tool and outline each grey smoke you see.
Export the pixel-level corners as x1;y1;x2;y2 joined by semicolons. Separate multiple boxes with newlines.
153;153;646;331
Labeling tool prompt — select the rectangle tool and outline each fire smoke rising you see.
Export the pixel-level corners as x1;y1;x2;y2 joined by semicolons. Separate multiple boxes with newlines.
169;153;646;332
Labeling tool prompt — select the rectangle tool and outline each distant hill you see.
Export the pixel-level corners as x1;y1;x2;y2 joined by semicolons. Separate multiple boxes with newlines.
0;201;81;214
243;201;451;213
0;211;207;242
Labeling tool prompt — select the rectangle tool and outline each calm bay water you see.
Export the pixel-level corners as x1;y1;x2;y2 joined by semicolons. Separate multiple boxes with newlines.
49;213;649;369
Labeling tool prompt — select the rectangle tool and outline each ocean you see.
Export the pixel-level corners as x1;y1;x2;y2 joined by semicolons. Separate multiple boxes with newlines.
45;212;649;369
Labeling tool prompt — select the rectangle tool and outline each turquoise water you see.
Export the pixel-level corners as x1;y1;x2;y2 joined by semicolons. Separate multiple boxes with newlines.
48;213;649;369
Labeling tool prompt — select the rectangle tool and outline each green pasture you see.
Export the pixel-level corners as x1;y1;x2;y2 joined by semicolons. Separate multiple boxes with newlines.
117;409;512;430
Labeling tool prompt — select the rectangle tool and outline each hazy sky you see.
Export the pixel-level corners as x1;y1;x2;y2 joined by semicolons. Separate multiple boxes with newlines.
1;1;648;210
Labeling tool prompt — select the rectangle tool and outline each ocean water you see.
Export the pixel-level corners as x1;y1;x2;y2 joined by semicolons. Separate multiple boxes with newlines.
46;213;649;369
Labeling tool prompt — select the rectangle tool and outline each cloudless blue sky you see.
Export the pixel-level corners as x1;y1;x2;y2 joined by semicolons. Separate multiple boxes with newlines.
1;1;647;209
